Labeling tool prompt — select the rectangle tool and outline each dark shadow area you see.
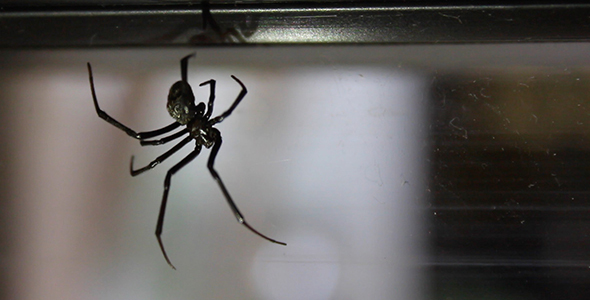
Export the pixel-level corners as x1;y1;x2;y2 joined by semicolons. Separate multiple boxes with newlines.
428;70;590;300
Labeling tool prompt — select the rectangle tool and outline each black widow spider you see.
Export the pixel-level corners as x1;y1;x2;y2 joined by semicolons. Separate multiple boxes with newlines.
87;54;286;269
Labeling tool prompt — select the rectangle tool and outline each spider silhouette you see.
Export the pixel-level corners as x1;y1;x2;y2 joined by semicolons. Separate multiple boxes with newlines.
87;54;285;269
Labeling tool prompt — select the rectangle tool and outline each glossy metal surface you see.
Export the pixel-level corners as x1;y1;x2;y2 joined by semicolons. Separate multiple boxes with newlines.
1;3;590;47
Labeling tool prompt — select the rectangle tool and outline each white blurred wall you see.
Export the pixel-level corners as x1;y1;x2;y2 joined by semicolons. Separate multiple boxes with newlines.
0;47;428;300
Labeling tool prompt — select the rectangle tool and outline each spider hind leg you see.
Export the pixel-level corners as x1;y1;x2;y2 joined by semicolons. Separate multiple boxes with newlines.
207;131;286;246
155;146;202;270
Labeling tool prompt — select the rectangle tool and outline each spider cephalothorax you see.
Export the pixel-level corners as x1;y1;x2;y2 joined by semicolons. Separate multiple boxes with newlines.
88;54;285;270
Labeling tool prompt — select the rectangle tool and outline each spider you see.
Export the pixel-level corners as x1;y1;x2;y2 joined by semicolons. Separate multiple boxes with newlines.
87;54;286;269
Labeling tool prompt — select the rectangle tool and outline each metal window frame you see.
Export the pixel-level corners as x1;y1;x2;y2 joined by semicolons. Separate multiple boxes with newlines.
1;2;590;48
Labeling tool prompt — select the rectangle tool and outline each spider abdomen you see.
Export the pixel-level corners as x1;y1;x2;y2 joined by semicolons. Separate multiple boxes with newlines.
167;81;196;125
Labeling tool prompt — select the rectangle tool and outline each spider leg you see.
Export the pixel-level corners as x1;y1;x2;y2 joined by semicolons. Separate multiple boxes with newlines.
180;54;196;82
201;0;213;30
140;128;189;146
207;75;247;126
201;1;246;43
207;129;286;246
199;79;216;119
136;122;182;140
156;145;202;270
87;63;181;139
130;136;192;176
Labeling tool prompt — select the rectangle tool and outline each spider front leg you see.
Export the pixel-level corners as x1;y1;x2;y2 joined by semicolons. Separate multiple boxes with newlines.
207;129;286;246
180;54;195;82
155;145;202;270
199;79;216;119
87;63;181;139
207;75;247;126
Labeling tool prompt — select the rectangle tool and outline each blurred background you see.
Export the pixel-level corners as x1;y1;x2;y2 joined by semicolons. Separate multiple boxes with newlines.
0;47;428;300
2;43;590;299
2;2;590;300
